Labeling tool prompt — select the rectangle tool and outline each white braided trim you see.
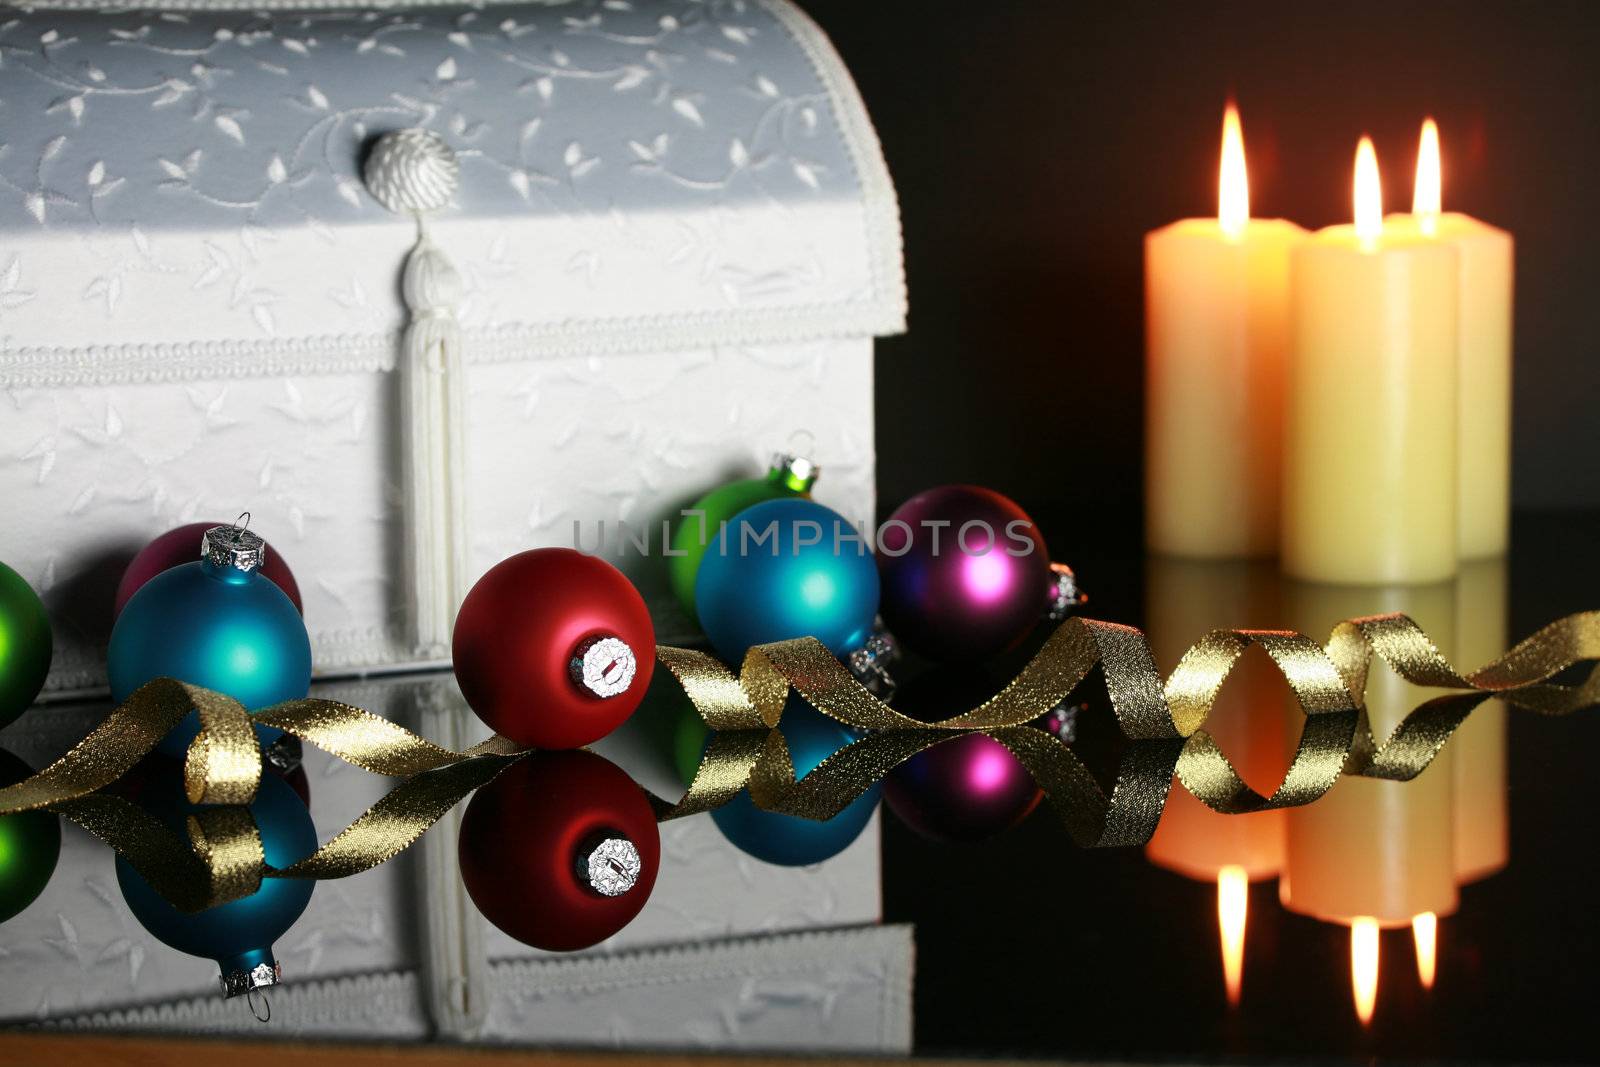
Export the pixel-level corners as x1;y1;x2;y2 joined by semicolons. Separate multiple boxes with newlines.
0;298;898;388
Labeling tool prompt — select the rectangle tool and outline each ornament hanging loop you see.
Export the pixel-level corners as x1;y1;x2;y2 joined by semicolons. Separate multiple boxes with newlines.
785;428;817;460
247;987;272;1024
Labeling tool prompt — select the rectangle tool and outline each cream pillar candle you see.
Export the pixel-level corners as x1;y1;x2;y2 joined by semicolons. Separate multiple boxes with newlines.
1282;138;1460;584
1146;105;1307;557
1387;119;1515;560
1280;579;1459;928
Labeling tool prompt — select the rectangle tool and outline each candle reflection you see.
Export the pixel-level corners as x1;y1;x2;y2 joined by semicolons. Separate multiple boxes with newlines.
1351;916;1380;1025
1142;557;1517;1020
1145;557;1287;1006
1453;558;1510;884
1217;864;1249;1007
1413;911;1439;990
1280;580;1460;931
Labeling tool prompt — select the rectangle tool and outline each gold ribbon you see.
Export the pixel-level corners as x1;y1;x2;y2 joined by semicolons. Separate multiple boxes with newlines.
668;611;1600;848
0;688;528;910
2;610;1597;912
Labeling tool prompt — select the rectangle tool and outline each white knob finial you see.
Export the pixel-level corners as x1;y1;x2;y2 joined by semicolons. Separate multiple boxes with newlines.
364;128;459;216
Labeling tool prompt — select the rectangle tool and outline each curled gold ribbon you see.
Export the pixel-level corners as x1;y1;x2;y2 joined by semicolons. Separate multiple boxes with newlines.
1;610;1597;911
665;611;1600;848
0;684;529;910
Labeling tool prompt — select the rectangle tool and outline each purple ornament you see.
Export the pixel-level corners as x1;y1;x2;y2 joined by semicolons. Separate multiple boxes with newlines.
877;485;1050;662
116;521;303;618
884;733;1042;844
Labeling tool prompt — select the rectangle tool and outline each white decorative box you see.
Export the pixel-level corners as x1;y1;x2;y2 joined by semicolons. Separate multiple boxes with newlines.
0;672;912;1050
0;0;905;692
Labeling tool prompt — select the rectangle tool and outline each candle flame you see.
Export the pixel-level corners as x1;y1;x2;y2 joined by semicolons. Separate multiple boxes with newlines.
1353;137;1383;250
1218;103;1249;240
1412;912;1438;990
1350;917;1380;1026
1217;865;1249;1007
1413;118;1442;236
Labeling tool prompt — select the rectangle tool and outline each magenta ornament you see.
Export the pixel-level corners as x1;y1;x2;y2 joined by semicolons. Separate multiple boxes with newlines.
876;485;1050;663
883;666;1042;843
116;522;303;618
884;732;1041;844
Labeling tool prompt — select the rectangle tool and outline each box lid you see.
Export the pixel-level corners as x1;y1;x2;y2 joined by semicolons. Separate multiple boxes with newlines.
0;0;905;385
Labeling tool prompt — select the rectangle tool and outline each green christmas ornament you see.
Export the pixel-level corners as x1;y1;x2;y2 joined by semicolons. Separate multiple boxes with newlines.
668;452;818;625
0;749;60;923
0;560;51;729
671;700;710;788
628;668;711;789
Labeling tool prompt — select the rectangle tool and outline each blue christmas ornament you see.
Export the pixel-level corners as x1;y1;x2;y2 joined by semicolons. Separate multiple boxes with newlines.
694;497;879;663
116;768;316;1000
107;523;311;757
710;696;879;867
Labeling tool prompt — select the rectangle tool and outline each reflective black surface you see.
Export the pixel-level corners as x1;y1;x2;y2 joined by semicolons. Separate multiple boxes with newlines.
884;511;1600;1062
2;514;1597;1061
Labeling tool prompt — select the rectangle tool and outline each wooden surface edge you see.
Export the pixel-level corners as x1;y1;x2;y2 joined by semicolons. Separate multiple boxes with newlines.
0;1033;951;1067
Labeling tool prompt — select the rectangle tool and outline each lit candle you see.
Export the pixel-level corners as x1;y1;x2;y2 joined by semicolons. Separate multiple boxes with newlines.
1145;105;1307;558
1387;120;1515;560
1282;138;1461;583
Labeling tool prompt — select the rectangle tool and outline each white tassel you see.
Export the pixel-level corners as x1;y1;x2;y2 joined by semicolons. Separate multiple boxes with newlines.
412;680;490;1039
365;130;472;657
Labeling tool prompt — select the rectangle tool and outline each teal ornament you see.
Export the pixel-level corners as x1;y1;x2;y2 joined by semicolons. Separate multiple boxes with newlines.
115;768;316;1000
107;524;311;757
694;497;879;663
710;696;879;867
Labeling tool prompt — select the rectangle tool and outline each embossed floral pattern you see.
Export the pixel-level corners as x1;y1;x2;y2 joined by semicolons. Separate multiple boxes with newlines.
0;0;902;358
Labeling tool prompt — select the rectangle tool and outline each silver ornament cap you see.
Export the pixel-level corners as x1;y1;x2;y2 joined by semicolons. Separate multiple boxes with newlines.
847;625;899;700
576;834;642;897
569;634;638;699
202;523;266;575
220;958;281;999
1037;701;1082;743
1046;561;1086;621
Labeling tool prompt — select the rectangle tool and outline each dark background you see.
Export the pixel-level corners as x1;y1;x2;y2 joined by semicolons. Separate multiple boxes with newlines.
794;3;1600;1059
800;0;1600;549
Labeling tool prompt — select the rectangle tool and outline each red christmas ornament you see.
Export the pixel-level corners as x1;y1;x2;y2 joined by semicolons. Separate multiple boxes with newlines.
115;521;303;617
458;750;660;952
453;548;654;750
